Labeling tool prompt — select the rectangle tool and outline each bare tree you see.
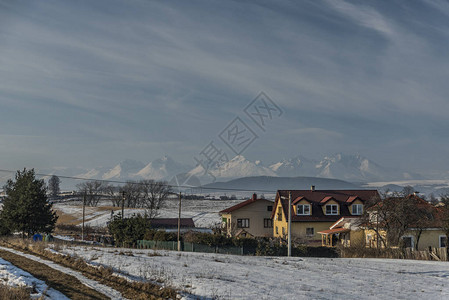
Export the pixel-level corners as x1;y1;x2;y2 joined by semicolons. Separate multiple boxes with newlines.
140;180;172;218
440;195;449;259
48;175;61;198
102;183;120;207
361;192;389;248
77;180;103;206
120;181;142;208
361;193;431;248
411;201;435;250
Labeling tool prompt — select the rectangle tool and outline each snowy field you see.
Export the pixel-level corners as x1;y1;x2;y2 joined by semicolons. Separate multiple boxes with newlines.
56;245;449;300
54;198;242;228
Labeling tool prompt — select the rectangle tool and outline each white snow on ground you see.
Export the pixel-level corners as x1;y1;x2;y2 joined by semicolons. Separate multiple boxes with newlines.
0;246;126;300
53;235;75;241
0;257;69;300
55;246;449;300
54;199;241;228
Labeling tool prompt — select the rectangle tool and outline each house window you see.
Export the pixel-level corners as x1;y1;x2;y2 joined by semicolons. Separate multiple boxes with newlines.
440;236;447;248
277;207;283;221
352;204;363;215
325;204;338;215
267;205;273;211
306;227;314;236
237;218;249;228
276;226;279;234
264;218;273;228
296;204;311;215
402;236;413;248
282;227;285;236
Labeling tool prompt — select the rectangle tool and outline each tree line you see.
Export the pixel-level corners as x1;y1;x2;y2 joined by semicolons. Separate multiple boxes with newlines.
75;179;173;219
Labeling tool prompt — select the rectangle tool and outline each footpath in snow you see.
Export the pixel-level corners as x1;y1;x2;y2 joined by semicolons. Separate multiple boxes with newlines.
0;246;126;299
0;257;68;300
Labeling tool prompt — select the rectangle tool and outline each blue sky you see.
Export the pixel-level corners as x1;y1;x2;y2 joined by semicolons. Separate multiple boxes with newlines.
1;0;449;174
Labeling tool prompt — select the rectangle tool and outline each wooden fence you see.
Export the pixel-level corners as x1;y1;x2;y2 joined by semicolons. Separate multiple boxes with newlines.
340;246;448;261
402;247;447;261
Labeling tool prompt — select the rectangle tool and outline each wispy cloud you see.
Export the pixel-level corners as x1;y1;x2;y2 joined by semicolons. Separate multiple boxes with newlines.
0;0;448;172
325;0;394;37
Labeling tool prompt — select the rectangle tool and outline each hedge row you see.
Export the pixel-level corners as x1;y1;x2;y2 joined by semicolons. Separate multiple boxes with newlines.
108;215;338;257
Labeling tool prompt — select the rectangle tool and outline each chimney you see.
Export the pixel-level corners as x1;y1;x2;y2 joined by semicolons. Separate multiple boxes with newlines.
252;193;257;200
311;185;315;192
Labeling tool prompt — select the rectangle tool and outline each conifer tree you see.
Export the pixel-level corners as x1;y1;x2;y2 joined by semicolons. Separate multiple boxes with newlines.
0;169;58;237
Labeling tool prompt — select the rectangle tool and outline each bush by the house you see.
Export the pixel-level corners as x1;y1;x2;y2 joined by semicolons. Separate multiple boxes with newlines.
108;214;151;247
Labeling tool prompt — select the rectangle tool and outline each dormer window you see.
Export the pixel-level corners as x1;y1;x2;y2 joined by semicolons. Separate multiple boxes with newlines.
325;204;338;215
352;204;363;215
296;204;311;215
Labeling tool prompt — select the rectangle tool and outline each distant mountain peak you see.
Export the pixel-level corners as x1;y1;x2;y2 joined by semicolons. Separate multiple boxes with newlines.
102;159;145;180
135;156;189;180
40;152;424;188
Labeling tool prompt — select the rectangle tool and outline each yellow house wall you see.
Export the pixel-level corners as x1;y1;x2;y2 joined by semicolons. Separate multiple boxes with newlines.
363;228;445;250
364;229;387;248
273;199;286;237
222;200;274;237
291;222;334;245
221;213;232;235
273;199;340;245
348;230;365;247
273;210;334;246
407;229;446;250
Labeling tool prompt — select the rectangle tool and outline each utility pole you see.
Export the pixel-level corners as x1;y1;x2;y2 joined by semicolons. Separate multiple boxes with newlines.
288;191;292;257
177;192;182;251
82;192;86;241
121;191;125;220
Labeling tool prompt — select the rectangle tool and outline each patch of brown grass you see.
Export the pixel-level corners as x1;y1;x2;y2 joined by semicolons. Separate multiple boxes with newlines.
0;248;107;300
1;238;177;300
0;284;32;300
55;210;80;225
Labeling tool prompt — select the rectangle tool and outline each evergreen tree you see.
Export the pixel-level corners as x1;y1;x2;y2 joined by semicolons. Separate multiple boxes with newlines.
0;169;58;237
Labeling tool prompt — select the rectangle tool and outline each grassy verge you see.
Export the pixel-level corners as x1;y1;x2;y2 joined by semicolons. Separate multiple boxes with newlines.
0;238;178;300
0;284;33;300
0;249;107;300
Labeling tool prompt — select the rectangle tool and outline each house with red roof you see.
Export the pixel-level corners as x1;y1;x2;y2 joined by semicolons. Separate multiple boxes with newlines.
272;186;379;245
220;194;274;237
319;194;448;251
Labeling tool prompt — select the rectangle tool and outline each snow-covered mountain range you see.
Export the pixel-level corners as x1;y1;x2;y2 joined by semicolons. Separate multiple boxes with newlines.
38;153;422;185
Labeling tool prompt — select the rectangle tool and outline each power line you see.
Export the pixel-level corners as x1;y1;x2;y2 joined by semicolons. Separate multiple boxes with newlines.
0;168;277;193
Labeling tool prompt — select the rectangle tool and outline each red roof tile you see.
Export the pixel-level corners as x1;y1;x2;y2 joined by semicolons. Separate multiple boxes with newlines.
292;196;309;205
346;196;361;203
320;196;335;204
219;194;273;213
273;189;380;222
